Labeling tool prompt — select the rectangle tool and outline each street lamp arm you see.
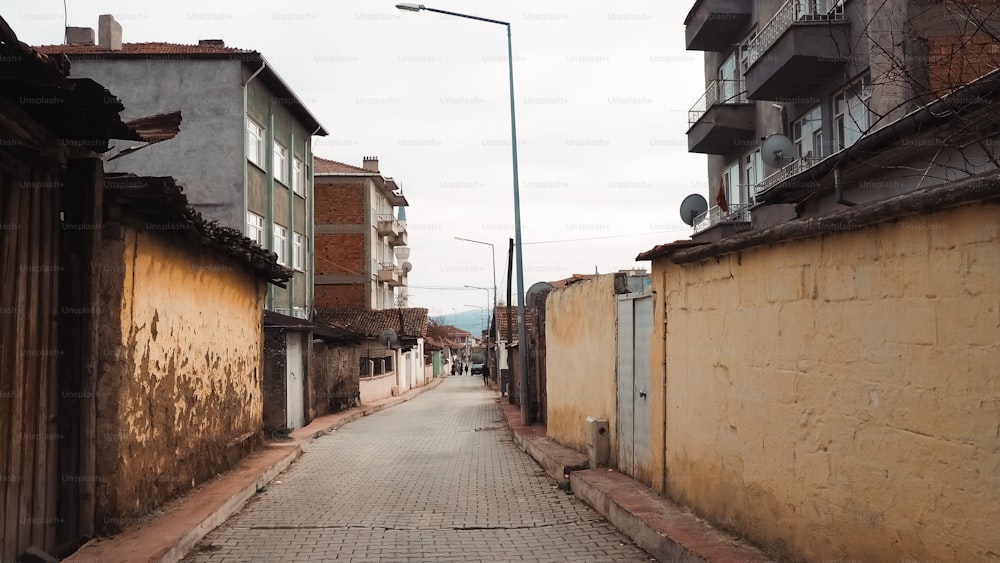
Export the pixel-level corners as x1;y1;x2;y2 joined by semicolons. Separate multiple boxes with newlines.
396;3;510;26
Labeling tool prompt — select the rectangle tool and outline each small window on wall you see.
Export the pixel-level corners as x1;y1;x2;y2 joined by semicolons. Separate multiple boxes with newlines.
292;157;304;195
247;119;264;167
274;143;288;185
835;73;872;151
273;224;287;265
246;212;265;246
292;233;304;271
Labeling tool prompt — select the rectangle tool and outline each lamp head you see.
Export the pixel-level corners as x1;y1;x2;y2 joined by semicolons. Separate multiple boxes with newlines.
396;3;425;11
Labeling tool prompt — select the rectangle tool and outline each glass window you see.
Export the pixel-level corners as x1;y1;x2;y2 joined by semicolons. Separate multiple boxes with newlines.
744;148;763;193
793;105;823;162
273;224;287;266
246;211;265;246
835;73;871;150
273;143;288;184
292;232;304;271
292;157;304;195
247;119;264;166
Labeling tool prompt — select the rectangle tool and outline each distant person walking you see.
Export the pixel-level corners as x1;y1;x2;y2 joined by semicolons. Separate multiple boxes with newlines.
482;363;490;386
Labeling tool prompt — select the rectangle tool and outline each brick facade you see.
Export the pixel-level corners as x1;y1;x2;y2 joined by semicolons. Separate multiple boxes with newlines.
315;233;365;275
314;284;366;309
315;180;366;225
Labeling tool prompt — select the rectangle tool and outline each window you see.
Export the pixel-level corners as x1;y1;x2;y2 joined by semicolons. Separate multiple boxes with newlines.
247;119;264;166
793;105;823;163
292;157;304;195
718;52;743;104
246;212;265;246
724;161;742;207
273;142;288;184
292;232;304;271
744;148;763;194
273;224;287;266
835;74;871;151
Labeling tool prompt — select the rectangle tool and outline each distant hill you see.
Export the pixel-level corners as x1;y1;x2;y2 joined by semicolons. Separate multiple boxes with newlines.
431;309;488;337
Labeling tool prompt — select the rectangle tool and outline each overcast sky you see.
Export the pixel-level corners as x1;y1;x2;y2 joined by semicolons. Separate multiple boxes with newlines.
8;0;708;317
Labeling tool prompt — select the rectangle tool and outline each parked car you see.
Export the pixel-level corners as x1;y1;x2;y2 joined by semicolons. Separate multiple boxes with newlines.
471;363;484;375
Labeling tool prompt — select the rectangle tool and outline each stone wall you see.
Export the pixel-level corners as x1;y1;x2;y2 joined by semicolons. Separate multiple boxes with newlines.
650;204;1000;561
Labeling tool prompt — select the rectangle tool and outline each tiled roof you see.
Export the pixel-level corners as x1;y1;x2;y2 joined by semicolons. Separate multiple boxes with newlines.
491;307;538;339
314;156;375;175
35;42;253;56
314;308;429;339
548;274;598;289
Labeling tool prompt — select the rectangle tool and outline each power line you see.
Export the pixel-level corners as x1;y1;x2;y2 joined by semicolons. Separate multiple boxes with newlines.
522;230;686;245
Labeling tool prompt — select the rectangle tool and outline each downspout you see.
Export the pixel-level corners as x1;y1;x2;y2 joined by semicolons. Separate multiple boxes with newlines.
661;264;669;494
243;58;266;303
307;125;321;320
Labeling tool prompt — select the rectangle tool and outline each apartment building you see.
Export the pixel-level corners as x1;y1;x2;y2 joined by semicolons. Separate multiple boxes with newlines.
37;15;327;319
685;0;1000;240
313;156;410;310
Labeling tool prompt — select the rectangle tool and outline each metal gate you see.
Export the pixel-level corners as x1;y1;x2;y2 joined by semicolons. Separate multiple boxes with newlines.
286;333;305;429
616;294;653;481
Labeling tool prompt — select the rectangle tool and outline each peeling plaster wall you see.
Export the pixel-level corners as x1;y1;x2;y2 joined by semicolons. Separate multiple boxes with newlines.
544;275;619;456
651;205;1000;561
96;225;265;530
310;341;361;418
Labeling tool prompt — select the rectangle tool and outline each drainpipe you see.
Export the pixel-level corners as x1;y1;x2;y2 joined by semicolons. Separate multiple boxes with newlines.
661;268;669;494
307;125;320;320
243;58;266;302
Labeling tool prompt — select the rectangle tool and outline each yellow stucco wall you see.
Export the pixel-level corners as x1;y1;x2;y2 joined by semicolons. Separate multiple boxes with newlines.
545;275;619;457
96;226;266;527
651;205;1000;561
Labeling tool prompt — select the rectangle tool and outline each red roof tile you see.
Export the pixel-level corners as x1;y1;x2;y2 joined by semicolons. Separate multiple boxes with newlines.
491;307;538;340
315;308;428;339
314;156;375;175
35;42;253;56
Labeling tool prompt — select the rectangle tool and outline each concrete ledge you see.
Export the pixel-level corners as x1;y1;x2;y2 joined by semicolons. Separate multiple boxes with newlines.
522;438;589;488
571;469;774;563
66;443;301;563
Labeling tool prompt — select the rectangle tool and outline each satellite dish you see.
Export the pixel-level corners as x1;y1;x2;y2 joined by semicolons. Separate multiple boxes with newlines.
761;134;795;169
379;329;398;348
401;261;412;272
679;194;708;226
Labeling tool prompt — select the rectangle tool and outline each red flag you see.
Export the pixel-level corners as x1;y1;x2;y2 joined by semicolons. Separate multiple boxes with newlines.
716;175;729;213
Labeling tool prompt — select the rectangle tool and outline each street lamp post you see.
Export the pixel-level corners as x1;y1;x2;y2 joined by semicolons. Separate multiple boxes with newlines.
399;3;530;424
464;285;492;330
463;304;487;336
455;237;497;319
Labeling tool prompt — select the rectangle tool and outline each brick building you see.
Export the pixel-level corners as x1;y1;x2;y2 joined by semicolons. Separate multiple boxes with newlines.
313;156;410;310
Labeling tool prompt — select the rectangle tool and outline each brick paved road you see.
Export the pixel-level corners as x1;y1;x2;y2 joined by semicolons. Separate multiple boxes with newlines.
184;376;654;562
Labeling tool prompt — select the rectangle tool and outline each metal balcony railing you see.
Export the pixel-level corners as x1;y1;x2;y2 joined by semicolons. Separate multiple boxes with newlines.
693;202;752;235
754;156;825;197
744;0;846;69
688;79;748;127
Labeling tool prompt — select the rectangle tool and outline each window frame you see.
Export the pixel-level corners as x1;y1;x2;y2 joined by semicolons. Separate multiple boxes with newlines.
273;223;287;266
246;211;265;246
792;105;823;161
246;119;265;167
292;232;304;271
834;73;872;151
292;156;304;195
273;142;288;185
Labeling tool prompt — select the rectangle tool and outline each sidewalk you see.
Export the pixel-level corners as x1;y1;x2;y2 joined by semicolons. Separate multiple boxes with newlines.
65;376;448;563
498;397;776;563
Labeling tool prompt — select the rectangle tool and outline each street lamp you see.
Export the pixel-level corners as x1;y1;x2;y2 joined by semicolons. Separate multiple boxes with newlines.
464;285;491;329
398;2;530;424
455;237;497;317
463;304;487;336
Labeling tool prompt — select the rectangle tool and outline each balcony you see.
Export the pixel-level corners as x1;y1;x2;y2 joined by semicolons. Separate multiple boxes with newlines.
376;214;402;237
743;0;851;100
377;263;403;286
685;0;753;51
687;79;756;154
388;227;408;247
692;202;752;241
754;156;824;202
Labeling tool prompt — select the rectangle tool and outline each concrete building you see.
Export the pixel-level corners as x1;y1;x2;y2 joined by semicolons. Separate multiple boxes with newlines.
684;0;1000;239
37;15;327;319
313;156;410;310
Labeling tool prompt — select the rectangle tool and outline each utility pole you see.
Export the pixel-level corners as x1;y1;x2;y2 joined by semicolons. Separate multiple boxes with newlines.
505;238;514;402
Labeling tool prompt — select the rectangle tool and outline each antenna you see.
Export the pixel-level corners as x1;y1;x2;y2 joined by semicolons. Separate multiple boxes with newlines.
378;329;398;349
760;134;795;169
400;261;412;272
679;194;709;226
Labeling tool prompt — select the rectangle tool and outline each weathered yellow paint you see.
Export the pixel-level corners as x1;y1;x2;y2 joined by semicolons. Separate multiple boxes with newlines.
96;226;266;526
545;275;619;460
650;205;1000;561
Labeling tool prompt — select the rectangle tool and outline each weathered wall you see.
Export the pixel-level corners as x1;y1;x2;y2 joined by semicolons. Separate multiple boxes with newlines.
651;204;1000;561
360;373;395;404
545;275;619;456
262;328;288;433
96;225;265;531
309;341;360;418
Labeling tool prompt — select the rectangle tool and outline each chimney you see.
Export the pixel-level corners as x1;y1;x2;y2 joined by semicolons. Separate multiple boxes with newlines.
198;39;225;47
65;27;95;46
98;14;122;51
362;156;379;172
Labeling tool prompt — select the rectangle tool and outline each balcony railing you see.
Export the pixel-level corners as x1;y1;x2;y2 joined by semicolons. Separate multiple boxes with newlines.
754;156;824;197
744;0;846;70
377;262;403;286
376;214;402;237
688;79;748;127
693;202;752;235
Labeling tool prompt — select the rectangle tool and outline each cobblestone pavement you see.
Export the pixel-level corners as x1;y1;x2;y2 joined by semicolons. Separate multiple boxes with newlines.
184;376;655;562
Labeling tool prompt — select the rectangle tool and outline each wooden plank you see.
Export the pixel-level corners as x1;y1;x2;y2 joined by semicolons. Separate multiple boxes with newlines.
33;176;55;550
19;173;41;553
44;173;60;552
79;158;102;541
0;173;17;561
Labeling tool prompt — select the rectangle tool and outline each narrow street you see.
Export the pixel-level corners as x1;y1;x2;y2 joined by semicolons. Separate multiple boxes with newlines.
183;376;654;562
